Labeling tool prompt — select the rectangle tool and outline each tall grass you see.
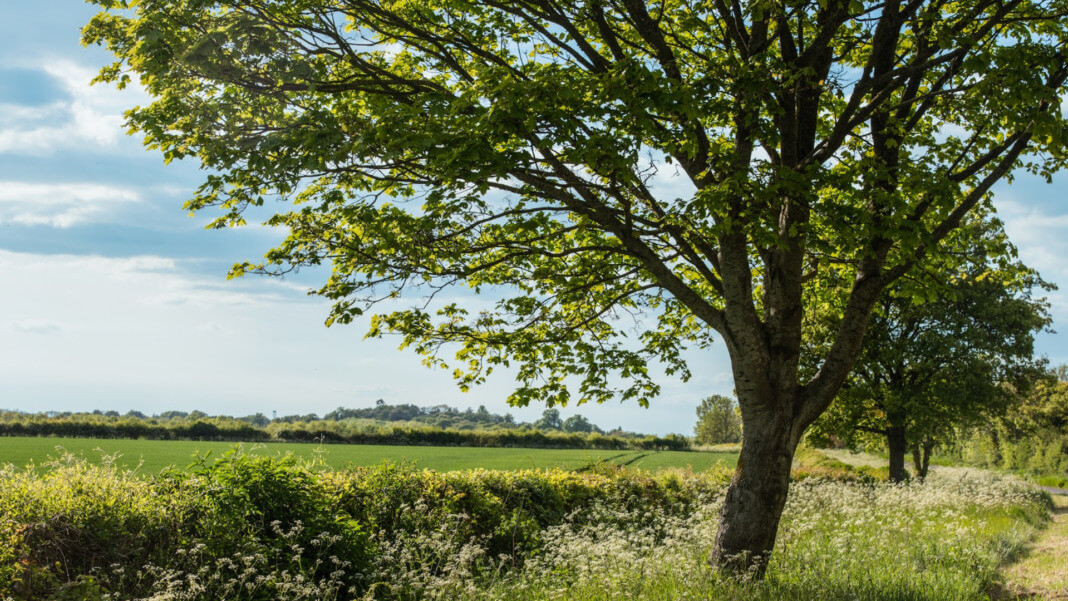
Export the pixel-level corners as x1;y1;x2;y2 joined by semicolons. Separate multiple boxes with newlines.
0;452;1052;601
475;468;1049;601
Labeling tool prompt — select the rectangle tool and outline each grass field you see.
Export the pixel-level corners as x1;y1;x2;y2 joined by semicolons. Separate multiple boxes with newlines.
0;436;736;474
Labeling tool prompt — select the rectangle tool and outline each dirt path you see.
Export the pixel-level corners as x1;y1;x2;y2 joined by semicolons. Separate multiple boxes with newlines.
815;448;887;468
992;493;1068;600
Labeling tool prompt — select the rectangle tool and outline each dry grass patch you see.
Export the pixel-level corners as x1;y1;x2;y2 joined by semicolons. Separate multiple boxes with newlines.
996;494;1068;600
818;448;889;469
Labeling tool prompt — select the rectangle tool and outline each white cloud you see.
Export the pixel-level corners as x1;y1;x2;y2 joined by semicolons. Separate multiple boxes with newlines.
101;255;178;273
0;60;147;155
0;181;139;227
140;284;291;308
994;190;1068;364
7;319;62;334
0;103;63;122
0;249;720;433
0;250;402;408
996;197;1068;283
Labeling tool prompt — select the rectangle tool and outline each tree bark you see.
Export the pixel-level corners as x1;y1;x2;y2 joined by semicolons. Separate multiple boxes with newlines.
910;443;922;480
711;407;797;578
911;440;933;480
921;442;932;479
887;421;908;482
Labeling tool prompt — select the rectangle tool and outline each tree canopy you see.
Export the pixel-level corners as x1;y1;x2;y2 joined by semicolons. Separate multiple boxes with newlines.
533;408;563;431
694;394;742;445
809;218;1052;480
84;0;1068;574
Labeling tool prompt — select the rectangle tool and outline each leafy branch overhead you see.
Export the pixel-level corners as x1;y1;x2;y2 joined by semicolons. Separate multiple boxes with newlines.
85;0;1068;577
84;0;1068;411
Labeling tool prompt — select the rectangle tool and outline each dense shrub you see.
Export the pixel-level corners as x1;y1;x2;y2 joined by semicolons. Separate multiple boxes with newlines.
0;455;177;599
0;452;374;600
946;424;1068;482
322;461;729;579
0;452;724;600
1;449;1044;601
170;451;372;596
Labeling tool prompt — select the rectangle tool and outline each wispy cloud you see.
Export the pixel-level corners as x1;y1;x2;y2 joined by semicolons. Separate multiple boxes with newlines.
997;197;1068;281
0;250;307;335
140;284;295;308
7;319;62;334
0;60;145;155
0;181;139;227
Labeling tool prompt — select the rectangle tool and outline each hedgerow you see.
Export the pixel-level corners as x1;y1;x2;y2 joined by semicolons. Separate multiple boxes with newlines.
0;450;1051;601
0;452;724;600
0;411;690;451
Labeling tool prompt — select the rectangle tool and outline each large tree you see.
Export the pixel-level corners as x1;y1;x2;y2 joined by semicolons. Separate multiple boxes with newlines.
809;219;1051;481
84;0;1068;575
694;394;743;445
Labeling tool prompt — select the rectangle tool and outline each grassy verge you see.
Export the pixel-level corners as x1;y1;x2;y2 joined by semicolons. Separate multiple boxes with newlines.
1035;475;1068;490
995;494;1068;600
477;469;1049;601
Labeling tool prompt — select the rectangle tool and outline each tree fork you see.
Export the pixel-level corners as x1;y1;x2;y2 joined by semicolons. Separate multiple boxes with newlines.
912;441;933;481
82;0;1068;585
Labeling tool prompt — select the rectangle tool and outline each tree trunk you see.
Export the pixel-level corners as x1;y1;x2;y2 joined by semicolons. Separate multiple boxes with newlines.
886;411;908;482
711;410;797;577
911;440;933;480
910;443;922;481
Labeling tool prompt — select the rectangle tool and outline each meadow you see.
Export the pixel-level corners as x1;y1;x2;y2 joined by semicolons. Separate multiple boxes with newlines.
0;436;736;474
0;448;1056;601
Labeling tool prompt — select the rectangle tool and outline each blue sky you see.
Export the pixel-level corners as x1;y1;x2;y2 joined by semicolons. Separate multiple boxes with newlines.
0;3;1065;435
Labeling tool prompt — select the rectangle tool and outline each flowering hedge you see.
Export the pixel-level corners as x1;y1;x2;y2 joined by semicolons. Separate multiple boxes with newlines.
0;452;728;600
0;451;1049;601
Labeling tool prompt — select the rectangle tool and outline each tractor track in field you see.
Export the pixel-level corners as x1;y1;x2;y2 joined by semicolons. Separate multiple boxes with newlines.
574;451;653;472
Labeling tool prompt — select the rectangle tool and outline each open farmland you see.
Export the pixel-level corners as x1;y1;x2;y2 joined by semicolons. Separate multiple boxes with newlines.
0;436;736;474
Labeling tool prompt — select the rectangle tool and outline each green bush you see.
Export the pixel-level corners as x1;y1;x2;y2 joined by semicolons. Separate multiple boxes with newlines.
1035;474;1068;488
169;450;373;597
0;455;176;600
0;451;373;600
320;461;728;577
0;451;737;600
947;424;1068;482
0;448;928;601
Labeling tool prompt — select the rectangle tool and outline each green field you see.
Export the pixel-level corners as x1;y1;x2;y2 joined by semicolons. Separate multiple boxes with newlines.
0;436;736;474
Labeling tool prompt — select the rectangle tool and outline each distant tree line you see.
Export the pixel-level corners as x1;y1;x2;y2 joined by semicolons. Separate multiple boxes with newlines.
946;366;1068;479
320;401;517;429
0;403;690;451
693;396;742;446
807;365;1068;483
